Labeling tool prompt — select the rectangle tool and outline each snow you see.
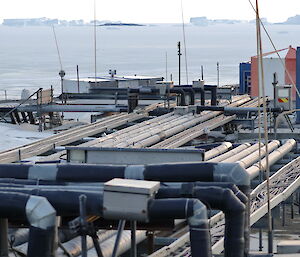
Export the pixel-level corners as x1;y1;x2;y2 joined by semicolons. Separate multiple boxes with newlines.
0;123;53;151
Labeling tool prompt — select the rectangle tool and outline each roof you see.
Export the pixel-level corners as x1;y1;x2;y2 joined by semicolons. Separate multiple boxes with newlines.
251;46;296;59
66;75;163;83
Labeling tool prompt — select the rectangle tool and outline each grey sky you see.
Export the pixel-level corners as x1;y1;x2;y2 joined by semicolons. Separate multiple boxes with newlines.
0;0;299;23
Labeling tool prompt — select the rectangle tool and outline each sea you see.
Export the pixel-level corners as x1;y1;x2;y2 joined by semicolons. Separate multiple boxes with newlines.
0;23;299;99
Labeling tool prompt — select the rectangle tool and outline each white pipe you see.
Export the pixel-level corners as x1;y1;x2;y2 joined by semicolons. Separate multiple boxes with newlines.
237;140;280;169
222;143;264;163
204;142;233;161
247;139;296;179
208;143;251;162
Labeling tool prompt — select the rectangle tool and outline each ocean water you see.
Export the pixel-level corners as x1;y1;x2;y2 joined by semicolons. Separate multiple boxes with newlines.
0;23;299;99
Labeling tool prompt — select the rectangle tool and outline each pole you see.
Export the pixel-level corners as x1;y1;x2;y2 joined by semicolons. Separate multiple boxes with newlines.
165;52;168;81
0;219;8;257
256;0;273;253
217;62;220;87
112;220;126;257
201;65;204;81
130;221;137;257
77;65;80;93
94;0;97;87
178;41;182;86
79;195;87;257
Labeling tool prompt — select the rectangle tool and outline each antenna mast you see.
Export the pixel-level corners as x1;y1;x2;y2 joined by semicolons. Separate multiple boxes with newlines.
180;0;189;85
94;0;97;86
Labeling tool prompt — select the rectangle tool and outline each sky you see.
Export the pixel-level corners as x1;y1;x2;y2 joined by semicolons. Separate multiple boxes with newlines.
0;0;300;23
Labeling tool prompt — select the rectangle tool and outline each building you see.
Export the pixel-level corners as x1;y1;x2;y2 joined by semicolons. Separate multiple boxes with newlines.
239;46;297;99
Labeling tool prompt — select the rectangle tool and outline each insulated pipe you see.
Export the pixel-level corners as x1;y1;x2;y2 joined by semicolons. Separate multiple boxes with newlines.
80;113;177;147
204;142;232;161
156;187;245;257
247;139;296;179
174;87;195;105
170;88;186;106
131;112;223;148
113;114;193;148
204;85;217;106
237;140;280;169
0;188;103;216
196;106;282;114
149;199;211;257
0;163;250;185
82;231;146;257
208;143;251;163
98;115;182;148
0;192;56;257
223;142;264;163
18;105;127;113
189;87;205;105
56;230;116;257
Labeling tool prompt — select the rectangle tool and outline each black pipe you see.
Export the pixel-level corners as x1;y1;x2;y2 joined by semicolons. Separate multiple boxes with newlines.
170;88;186;106
0;163;249;185
204;85;217;106
190;87;205;105
156;187;245;257
0;192;56;257
196;106;283;114
149;199;212;257
0;188;103;217
174;87;195;105
27;226;56;257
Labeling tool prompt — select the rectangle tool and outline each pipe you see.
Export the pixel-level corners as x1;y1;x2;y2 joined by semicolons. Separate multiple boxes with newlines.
149;199;211;257
156;186;246;257
0;188;103;216
196;106;283;113
237;140;280;169
18;104;127;113
204;85;217;106
83;231;146;257
208;143;251;162
0;192;56;257
204;142;232;161
190;87;205;105
170;88;186;106
223;142;264;163
247;139;296;179
0;219;8;257
0;162;250;185
174;87;195;105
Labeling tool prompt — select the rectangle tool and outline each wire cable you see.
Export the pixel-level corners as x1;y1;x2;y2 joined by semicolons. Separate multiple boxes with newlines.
180;0;189;85
52;25;63;71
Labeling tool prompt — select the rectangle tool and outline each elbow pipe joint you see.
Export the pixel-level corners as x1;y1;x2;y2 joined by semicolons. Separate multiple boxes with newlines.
213;163;250;186
188;199;208;227
26;195;56;230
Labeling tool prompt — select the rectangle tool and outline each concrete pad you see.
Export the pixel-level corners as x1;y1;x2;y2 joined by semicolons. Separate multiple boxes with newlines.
277;240;300;254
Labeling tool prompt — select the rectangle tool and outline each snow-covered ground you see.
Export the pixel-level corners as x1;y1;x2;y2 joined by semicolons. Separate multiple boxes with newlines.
0;123;53;151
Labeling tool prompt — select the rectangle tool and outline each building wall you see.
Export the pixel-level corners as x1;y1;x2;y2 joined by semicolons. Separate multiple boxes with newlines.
251;57;285;99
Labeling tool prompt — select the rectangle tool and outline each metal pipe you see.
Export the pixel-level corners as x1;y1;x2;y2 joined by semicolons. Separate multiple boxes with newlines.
156;186;246;257
170;88;186;106
0;162;250;186
237;140;280;169
208;143;251;162
196;106;283;113
222;142;264;163
149;199;211;257
247;139;296;179
204;142;232;161
18;104;127;113
0;219;8;257
111;220;126;257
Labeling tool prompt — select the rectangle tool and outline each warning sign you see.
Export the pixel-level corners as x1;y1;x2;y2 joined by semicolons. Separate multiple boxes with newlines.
278;98;289;103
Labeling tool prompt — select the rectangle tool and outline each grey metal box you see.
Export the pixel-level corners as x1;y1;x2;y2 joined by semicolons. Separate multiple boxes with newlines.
103;179;160;222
